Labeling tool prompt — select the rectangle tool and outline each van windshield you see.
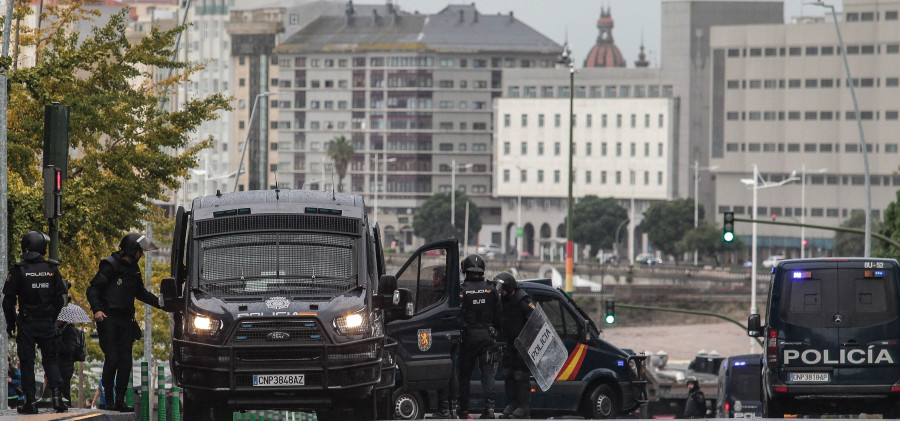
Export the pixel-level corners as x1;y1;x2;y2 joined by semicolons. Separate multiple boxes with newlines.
779;268;896;328
197;232;358;296
729;363;761;401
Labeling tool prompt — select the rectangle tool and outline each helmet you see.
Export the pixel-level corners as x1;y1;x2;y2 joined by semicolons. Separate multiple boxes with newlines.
21;231;50;255
494;271;518;293
686;377;700;389
460;254;485;274
119;232;158;256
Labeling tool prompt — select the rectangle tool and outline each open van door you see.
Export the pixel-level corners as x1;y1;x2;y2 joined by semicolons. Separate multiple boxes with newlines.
386;239;461;408
170;206;188;283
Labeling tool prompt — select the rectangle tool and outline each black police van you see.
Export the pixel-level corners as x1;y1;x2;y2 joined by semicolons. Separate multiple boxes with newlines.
714;353;762;418
384;240;648;419
748;258;900;417
160;190;410;421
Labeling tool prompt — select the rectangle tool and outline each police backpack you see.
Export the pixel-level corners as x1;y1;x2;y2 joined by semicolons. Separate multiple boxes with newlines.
72;327;86;362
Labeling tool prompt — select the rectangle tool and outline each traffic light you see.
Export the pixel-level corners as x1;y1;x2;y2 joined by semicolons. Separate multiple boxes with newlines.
605;300;616;324
43;165;62;219
723;211;735;242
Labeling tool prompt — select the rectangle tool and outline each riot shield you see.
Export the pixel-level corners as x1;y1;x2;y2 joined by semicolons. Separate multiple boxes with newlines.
513;305;568;391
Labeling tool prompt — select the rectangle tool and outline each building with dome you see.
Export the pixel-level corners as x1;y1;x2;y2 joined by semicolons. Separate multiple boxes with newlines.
584;8;627;68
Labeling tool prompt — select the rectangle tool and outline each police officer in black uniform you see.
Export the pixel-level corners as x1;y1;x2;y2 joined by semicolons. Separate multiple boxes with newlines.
458;254;501;419
86;233;162;412
494;272;535;419
2;231;68;414
683;378;707;418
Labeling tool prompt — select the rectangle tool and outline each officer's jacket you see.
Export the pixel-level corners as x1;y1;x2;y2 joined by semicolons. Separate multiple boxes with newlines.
86;251;160;316
500;288;535;343
460;277;501;331
2;252;66;325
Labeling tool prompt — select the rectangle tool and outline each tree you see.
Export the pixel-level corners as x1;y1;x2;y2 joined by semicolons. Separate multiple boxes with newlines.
875;191;900;258
638;199;700;260
833;211;882;257
413;191;482;243
5;5;229;326
572;195;629;255
676;221;744;265
327;135;355;192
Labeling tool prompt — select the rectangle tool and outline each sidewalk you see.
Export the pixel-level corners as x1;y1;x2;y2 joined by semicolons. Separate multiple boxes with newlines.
0;408;134;420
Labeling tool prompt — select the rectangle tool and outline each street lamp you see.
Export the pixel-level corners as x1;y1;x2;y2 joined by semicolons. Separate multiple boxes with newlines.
741;164;799;351
233;91;276;192
514;165;525;261
373;155;396;226
793;165;827;258
806;0;871;256
692;160;719;265
558;41;576;295
613;218;629;263
450;159;473;238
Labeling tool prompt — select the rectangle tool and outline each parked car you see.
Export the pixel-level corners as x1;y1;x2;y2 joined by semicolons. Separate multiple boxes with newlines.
476;243;504;258
761;255;785;268
635;253;662;265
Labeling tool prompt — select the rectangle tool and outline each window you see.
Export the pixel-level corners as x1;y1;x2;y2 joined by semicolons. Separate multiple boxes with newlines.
503;114;510;127
585;171;592;184
586;143;592;156
554;114;561;127
520;142;527;155
630;114;636;128
538;114;545;127
601;171;607;184
658;171;663;185
630;143;636;157
503;142;510;155
538;142;545;155
805;79;818;88
554;142;561;156
821;46;834;55
789;47;802;56
554;170;560;183
601;143;607;156
507;86;520;97
520;169;527;183
806;46;818;56
615;171;621;185
524;86;536;98
541;86;553;98
537;170;544;183
473;143;487;152
395;246;450;314
586;114;593;128
439;143;453;151
658;114;664;128
887;11;898;20
616;114;622;128
503;169;510;182
521;114;528;127
788;79;801;88
616;142;622;157
602;114;608;128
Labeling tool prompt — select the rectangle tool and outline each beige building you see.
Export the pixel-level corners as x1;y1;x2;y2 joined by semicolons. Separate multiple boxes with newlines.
710;0;900;254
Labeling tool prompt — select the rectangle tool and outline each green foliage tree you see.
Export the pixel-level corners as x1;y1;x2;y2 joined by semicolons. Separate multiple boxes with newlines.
572;195;628;255
875;191;900;258
326;135;355;192
676;221;744;265
638;198;701;260
833;211;882;257
5;4;228;359
413;191;482;243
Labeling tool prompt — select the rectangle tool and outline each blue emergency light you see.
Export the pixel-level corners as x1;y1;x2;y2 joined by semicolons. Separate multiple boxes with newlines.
792;271;812;279
734;361;747;366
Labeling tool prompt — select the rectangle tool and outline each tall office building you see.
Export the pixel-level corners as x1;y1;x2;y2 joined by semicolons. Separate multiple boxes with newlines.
272;3;560;249
710;0;900;253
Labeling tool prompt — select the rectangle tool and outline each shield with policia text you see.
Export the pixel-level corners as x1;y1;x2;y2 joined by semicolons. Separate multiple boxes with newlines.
513;305;568;391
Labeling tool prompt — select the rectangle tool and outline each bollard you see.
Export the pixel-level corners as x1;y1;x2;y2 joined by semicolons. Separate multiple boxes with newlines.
171;387;181;421
157;364;166;421
127;371;134;406
141;361;150;421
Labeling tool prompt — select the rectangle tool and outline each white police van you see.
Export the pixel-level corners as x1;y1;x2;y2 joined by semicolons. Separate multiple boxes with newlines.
748;258;900;417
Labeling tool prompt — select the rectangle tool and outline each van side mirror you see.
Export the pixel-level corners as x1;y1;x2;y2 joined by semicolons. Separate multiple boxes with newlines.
379;275;397;296
582;325;591;344
394;288;414;317
160;277;181;313
747;314;762;337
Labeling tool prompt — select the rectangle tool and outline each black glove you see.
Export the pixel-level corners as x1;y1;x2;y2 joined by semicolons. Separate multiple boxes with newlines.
7;324;15;337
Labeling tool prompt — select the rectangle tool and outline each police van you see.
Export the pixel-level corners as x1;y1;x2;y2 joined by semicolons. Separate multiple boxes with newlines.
747;258;900;417
714;353;762;418
384;240;647;419
161;191;411;421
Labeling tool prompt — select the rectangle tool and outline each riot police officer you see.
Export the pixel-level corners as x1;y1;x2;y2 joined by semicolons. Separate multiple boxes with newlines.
86;233;162;412
495;272;535;419
684;378;707;418
2;231;68;414
458;254;501;419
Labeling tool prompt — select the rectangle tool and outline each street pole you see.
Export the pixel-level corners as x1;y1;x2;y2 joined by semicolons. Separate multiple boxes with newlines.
464;201;470;256
233;92;273;193
751;164;759;353
0;0;14;409
694;160;699;265
810;1;871;256
144;222;153;378
801;164;806;259
564;46;575;295
451;158;456;235
374;155;380;225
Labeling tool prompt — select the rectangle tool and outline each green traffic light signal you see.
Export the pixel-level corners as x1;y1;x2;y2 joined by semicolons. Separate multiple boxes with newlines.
605;300;615;324
723;211;735;242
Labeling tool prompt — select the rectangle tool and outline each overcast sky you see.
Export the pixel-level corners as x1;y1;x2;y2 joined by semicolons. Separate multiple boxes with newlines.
397;0;844;67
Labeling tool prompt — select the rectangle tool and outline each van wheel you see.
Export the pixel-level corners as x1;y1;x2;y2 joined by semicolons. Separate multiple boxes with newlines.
391;389;424;419
583;384;619;419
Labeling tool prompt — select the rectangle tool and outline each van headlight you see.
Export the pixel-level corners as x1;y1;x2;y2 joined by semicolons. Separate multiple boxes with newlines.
188;314;221;336
334;309;368;336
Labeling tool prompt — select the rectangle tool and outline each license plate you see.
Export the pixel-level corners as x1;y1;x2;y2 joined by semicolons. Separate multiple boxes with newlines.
789;372;830;382
253;374;305;387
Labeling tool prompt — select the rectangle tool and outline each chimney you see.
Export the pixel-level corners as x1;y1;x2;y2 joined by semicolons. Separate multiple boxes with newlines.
509;11;514;23
474;10;479;23
459;9;464;23
373;8;380;24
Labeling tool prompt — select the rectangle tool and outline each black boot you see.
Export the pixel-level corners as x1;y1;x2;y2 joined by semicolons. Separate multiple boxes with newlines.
480;399;496;419
17;394;38;414
52;388;68;412
450;399;460;419
435;398;452;418
114;396;134;412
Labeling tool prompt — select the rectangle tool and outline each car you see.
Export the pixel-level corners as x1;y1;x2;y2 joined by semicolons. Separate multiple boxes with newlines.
476;243;504;258
761;255;785;268
635;253;662;265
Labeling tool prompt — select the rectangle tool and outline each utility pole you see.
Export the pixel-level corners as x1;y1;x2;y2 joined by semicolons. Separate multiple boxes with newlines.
0;0;15;409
